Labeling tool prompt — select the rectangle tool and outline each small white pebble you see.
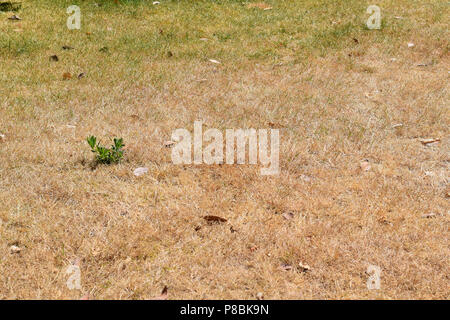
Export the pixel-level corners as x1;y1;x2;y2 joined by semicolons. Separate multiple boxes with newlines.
209;59;221;64
298;262;311;272
133;167;149;177
10;245;21;254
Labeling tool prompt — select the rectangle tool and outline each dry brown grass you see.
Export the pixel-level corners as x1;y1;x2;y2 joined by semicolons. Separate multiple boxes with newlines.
0;0;448;299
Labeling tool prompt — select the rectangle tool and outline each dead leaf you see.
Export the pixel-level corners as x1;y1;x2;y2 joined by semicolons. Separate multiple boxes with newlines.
282;212;294;220
419;138;440;145
77;72;85;79
133;167;149;177
0;133;5;142
268;121;284;128
248;3;272;10
422;213;437;218
203;215;227;224
8;15;21;21
62;72;72;80
99;46;109;53
49;55;59;62
129;114;141;121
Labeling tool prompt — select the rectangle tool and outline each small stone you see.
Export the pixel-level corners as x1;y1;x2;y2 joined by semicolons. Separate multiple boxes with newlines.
298;262;311;272
256;292;264;300
209;59;221;64
360;159;371;172
10;245;21;254
280;264;292;271
133;167;148;177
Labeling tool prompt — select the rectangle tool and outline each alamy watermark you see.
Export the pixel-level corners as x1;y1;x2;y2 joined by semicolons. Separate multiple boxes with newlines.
170;121;280;175
66;264;82;290
366;265;381;290
66;5;382;32
67;5;81;30
366;5;381;30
